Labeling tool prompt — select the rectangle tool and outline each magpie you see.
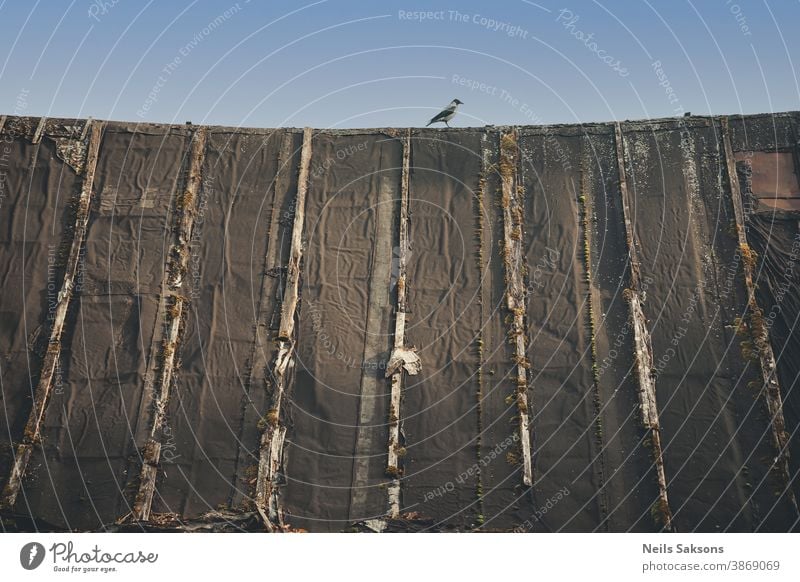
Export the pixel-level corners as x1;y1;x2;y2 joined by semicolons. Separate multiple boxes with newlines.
426;99;463;127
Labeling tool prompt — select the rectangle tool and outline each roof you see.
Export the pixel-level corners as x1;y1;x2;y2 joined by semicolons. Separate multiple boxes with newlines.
1;112;799;532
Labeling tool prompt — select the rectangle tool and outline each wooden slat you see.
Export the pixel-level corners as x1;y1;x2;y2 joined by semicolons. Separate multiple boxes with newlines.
32;116;47;144
721;117;798;513
276;127;313;342
613;122;673;531
131;127;208;521
386;129;412;517
254;127;313;529
498;130;533;487
230;131;294;509
80;117;93;141
349;173;396;521
0;121;105;509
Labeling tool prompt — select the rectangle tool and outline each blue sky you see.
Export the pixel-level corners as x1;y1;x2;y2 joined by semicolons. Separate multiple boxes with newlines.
0;0;798;127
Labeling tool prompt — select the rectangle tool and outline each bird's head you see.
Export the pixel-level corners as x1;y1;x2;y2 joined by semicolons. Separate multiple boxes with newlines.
452;99;463;105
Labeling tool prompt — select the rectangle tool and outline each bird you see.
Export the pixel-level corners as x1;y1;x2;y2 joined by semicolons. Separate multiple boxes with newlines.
426;99;463;127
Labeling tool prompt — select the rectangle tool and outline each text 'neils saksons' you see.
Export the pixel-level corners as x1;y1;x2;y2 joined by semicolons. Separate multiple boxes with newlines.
643;544;724;554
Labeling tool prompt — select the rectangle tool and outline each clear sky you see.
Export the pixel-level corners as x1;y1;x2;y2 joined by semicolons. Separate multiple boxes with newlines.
0;0;798;128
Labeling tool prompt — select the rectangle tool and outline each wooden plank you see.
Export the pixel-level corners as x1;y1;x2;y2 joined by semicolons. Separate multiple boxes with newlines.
80;117;93;141
230;131;293;509
349;173;396;521
130;127;208;522
721;117;797;512
0;121;105;509
117;125;186;519
386;129;412;517
276;127;313;342
613;122;673;531
254;127;313;529
498;130;533;488
32;116;47;144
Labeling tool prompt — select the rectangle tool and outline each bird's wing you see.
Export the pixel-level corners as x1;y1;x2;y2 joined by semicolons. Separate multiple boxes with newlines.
428;104;457;123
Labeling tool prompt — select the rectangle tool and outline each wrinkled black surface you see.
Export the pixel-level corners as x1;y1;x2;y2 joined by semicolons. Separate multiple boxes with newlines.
1;114;799;532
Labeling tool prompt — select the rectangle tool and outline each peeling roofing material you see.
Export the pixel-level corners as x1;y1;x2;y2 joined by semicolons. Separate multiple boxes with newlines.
1;112;799;532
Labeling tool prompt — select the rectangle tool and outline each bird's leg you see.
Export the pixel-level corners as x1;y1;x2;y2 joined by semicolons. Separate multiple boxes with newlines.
445;121;450;127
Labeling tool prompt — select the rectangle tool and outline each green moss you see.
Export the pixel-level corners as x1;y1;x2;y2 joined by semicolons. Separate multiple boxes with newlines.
650;497;671;528
385;465;402;478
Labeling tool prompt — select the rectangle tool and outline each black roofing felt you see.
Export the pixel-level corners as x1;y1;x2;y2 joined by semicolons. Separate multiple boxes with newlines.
0;113;799;532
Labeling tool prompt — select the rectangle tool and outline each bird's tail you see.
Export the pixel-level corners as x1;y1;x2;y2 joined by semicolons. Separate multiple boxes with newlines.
425;120;432;127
